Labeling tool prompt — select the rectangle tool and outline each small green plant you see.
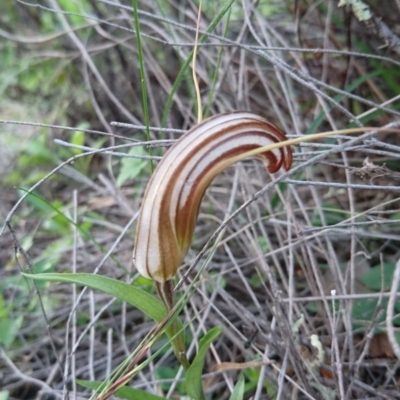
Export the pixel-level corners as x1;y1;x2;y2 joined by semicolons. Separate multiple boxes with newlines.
0;294;23;346
360;262;398;291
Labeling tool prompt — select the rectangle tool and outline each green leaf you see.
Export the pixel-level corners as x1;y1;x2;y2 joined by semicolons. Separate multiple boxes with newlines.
0;391;9;400
0;316;23;346
70;129;86;154
154;365;182;392
229;375;245;400
351;298;391;331
185;326;223;400
132;0;153;173
24;273;188;366
116;147;148;187
77;379;166;400
58;0;89;25
360;263;396;291
23;273;165;320
249;272;264;289
0;296;9;318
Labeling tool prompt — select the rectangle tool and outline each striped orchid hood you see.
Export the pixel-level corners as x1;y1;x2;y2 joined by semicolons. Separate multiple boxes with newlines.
133;111;293;282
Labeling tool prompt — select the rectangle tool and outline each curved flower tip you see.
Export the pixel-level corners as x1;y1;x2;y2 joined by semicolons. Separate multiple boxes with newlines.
133;111;293;282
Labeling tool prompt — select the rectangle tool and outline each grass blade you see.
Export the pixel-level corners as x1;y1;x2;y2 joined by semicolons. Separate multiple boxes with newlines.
132;0;153;172
229;375;245;400
24;272;165;319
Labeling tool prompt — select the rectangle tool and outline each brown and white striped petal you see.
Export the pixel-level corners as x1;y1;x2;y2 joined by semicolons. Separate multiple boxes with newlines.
133;112;293;282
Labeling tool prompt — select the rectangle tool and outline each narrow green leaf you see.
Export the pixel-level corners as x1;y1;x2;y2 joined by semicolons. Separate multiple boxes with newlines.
22;272;175;330
77;379;166;400
132;0;153;172
24;272;188;367
185;326;223;400
229;375;245;400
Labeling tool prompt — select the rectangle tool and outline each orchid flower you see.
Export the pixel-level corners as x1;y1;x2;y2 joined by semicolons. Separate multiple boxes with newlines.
133;111;293;309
